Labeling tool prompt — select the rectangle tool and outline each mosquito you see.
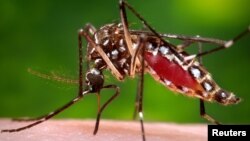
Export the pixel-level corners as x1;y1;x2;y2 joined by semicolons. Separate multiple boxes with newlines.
1;0;249;141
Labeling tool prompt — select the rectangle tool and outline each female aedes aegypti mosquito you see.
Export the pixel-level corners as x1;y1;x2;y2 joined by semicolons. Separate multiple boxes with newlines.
2;0;249;141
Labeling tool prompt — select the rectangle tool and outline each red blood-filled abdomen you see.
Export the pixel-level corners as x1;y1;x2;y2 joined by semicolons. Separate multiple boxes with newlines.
145;52;201;91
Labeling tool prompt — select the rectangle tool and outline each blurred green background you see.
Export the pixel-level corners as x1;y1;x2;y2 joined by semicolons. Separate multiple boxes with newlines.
0;0;249;124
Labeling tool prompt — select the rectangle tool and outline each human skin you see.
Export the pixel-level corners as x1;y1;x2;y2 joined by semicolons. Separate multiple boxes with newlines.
0;119;206;141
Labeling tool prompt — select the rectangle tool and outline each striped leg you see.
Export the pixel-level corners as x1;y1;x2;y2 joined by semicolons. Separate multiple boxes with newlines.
137;36;146;141
197;27;249;57
1;90;90;133
93;85;120;135
131;35;147;141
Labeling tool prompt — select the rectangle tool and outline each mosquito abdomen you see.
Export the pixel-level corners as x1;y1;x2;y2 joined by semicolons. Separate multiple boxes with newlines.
144;40;240;105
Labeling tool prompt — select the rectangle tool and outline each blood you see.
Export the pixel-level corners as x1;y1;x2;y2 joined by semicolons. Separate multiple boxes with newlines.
145;52;202;91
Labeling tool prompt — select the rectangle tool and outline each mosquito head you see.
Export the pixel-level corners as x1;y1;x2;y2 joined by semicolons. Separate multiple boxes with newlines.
214;90;240;105
86;68;104;93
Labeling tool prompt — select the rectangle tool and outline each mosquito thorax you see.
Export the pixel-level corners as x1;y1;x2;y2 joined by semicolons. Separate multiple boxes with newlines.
88;23;134;78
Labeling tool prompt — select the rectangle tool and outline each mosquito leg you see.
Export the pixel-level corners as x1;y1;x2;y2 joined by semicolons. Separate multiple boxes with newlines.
176;35;205;52
199;99;221;125
128;34;147;140
170;26;249;57
81;23;96;70
78;24;98;94
197;42;221;125
1;90;90;133
129;30;227;46
84;23;97;36
132;63;144;120
120;1;171;45
133;82;140;120
129;34;147;140
78;28;85;95
137;35;146;141
132;36;145;120
120;0;183;62
197;26;250;57
93;85;120;135
119;0;140;77
122;0;249;57
12;116;48;122
119;0;133;55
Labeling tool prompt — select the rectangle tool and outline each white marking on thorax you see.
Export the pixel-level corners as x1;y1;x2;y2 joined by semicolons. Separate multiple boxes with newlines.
119;58;127;66
114;30;119;34
103;39;110;46
123;68;128;74
111;49;119;59
94;34;99;44
132;42;139;49
90;48;96;54
118;23;122;27
119;39;124;46
107;53;110;57
118;46;126;52
94;58;102;64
